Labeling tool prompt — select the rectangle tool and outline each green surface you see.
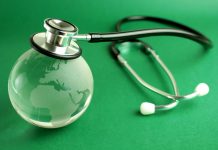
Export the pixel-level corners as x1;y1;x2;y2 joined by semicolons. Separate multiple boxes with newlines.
0;0;218;149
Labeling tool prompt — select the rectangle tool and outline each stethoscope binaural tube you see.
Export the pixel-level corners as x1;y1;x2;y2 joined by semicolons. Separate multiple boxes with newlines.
110;40;209;115
110;40;179;114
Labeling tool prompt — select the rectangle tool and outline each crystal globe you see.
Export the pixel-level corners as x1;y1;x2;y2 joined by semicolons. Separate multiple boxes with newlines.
8;49;93;128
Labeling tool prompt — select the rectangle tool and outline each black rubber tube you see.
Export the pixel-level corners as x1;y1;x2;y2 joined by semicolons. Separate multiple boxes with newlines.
89;16;212;49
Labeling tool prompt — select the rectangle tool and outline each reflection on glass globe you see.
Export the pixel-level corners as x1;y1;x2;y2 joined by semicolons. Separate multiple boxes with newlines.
8;49;93;128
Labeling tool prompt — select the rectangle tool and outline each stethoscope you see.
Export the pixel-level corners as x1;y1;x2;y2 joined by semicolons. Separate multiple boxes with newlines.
30;16;212;115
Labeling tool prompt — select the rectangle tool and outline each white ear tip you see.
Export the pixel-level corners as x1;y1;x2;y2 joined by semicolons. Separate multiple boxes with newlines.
195;83;209;96
140;102;155;115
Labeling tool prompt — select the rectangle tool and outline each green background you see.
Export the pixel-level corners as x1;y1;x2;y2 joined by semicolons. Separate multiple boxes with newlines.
0;0;218;149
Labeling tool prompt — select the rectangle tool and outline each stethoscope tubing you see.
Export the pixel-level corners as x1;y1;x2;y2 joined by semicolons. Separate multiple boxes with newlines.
109;15;212;113
90;16;212;49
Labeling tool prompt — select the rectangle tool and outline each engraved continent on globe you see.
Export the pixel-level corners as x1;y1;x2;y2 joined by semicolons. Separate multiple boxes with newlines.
8;49;93;128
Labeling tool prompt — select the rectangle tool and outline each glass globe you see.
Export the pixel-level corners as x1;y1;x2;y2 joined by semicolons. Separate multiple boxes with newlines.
8;49;93;128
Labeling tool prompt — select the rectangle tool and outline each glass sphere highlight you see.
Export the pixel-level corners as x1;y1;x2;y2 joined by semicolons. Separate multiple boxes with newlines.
8;49;93;128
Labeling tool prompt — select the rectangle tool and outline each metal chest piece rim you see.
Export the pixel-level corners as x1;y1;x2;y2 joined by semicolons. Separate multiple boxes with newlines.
30;18;82;59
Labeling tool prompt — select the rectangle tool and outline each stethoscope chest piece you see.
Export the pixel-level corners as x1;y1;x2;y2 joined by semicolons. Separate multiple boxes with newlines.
30;18;82;59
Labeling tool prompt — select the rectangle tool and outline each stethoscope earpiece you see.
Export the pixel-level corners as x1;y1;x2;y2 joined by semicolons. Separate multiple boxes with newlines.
140;102;156;115
195;83;209;96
